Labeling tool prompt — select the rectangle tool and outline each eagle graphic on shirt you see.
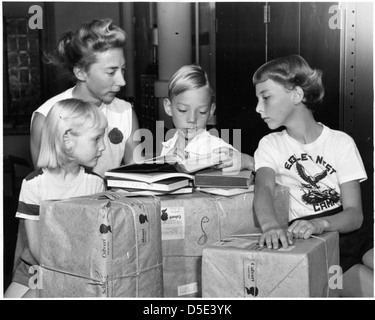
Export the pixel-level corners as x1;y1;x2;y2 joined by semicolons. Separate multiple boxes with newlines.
295;160;340;206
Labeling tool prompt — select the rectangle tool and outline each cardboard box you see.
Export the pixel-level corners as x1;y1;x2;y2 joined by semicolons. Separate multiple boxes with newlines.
202;231;339;298
160;185;290;297
162;256;202;297
39;192;163;297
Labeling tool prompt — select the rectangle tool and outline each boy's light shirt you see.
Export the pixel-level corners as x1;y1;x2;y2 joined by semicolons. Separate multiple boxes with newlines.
160;130;236;160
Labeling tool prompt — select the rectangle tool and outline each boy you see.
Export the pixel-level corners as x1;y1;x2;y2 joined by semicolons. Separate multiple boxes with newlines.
161;64;254;173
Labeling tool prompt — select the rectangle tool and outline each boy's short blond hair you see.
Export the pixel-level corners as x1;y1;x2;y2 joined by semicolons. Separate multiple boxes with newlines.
168;64;214;101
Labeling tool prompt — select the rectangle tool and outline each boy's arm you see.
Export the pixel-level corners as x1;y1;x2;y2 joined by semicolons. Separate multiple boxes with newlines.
288;180;363;238
24;219;40;263
254;167;293;249
213;147;255;173
239;152;255;171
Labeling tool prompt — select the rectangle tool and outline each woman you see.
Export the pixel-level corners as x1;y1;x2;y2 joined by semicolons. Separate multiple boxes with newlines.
31;18;140;176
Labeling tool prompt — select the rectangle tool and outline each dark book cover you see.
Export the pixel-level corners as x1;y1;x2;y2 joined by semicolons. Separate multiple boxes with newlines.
107;162;177;174
194;169;254;188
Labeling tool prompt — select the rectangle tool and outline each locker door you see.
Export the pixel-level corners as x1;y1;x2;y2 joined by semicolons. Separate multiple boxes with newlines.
267;2;300;60
300;2;341;130
215;2;301;155
215;2;267;155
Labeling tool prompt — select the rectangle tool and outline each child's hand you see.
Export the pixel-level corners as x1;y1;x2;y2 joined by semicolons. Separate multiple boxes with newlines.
167;146;185;161
239;153;255;171
258;226;293;249
288;219;326;239
213;147;240;173
213;148;254;174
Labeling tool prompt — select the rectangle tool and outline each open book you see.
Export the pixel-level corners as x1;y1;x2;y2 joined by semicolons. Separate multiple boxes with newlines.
111;186;194;196
105;153;221;182
105;168;193;184
106;176;191;192
143;153;222;174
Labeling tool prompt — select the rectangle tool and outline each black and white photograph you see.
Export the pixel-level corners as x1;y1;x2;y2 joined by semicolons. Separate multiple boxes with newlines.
1;0;373;304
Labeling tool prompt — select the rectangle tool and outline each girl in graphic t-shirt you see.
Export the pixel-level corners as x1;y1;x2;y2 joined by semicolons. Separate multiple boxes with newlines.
253;55;373;297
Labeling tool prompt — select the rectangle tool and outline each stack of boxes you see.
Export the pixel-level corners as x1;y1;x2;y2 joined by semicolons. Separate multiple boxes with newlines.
159;186;289;297
39;192;163;297
38;185;339;298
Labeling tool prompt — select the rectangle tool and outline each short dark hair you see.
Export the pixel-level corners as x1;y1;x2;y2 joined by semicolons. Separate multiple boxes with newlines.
253;55;325;111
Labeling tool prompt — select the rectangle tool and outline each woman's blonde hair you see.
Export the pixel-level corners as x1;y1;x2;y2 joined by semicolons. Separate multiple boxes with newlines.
252;55;325;111
47;18;127;81
37;98;107;169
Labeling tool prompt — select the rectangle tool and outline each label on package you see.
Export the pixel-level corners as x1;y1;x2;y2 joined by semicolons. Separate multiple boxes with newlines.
212;237;258;249
243;259;259;297
99;205;112;259
161;206;185;240
177;282;198;296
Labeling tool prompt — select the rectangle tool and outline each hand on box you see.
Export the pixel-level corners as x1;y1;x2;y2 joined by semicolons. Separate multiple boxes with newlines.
258;226;294;250
288;219;325;240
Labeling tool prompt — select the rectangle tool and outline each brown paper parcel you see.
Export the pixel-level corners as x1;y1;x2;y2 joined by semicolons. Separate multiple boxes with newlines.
202;231;339;298
162;256;202;297
160;185;290;297
39;192;163;297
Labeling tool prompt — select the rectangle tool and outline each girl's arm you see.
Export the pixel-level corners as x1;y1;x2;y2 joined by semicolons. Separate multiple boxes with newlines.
124;108;142;165
24;219;40;263
30;113;46;169
288;180;363;239
254;167;293;249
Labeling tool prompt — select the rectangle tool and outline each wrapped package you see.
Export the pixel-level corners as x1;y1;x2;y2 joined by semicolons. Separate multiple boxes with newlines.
160;185;290;297
162;256;202;297
39;192;163;297
202;231;339;298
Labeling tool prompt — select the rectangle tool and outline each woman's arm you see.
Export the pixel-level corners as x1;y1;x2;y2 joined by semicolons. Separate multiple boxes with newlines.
30;113;46;169
288;180;363;239
254;167;293;249
123;108;142;165
24;219;40;263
